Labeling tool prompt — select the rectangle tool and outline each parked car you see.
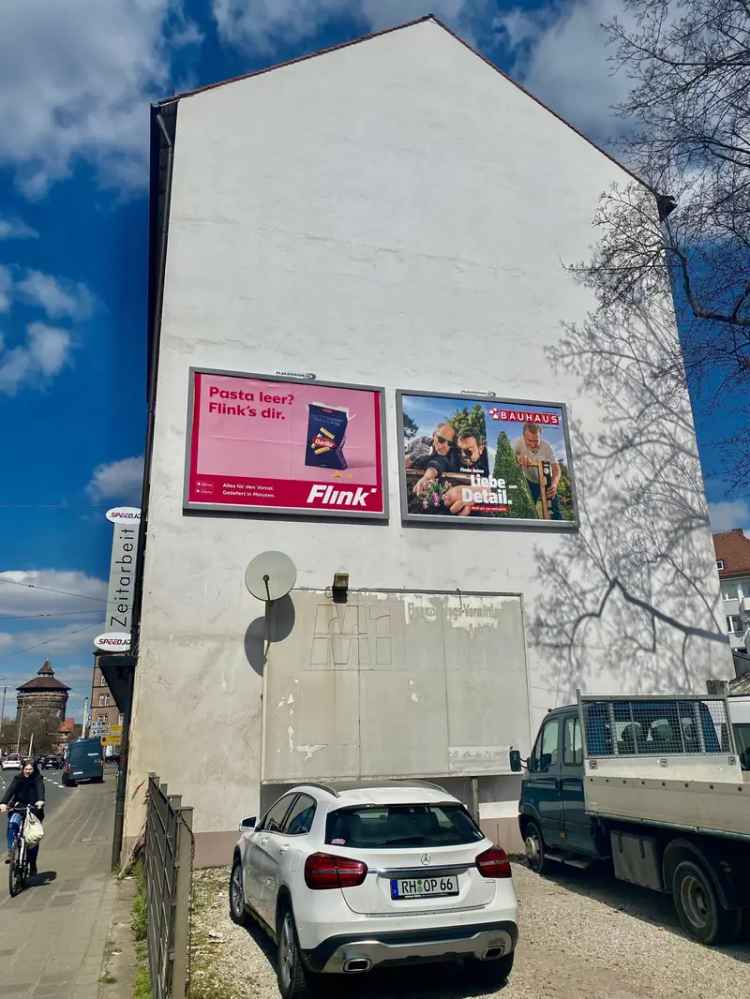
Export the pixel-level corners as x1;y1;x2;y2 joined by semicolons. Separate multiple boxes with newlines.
42;755;61;769
1;753;22;771
230;782;518;998
62;737;104;785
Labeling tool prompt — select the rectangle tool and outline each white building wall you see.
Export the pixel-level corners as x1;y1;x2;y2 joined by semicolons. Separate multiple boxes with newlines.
126;20;732;857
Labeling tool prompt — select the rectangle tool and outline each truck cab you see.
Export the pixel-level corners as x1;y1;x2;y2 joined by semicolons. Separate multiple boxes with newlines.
519;705;602;868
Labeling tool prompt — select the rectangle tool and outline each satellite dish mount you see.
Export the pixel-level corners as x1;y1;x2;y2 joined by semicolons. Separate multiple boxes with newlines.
245;552;297;667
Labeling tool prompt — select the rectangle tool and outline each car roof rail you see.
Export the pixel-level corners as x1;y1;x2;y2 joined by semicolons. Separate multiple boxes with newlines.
329;779;452;795
293;781;340;798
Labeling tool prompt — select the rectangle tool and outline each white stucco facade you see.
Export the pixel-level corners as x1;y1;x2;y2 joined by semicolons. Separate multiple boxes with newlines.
126;19;732;862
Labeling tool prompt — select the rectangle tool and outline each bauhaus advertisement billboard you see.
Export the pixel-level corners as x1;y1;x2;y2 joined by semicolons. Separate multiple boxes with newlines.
397;390;577;527
184;369;387;518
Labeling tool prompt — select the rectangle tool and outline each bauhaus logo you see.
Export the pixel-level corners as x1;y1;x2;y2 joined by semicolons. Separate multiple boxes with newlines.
306;484;377;508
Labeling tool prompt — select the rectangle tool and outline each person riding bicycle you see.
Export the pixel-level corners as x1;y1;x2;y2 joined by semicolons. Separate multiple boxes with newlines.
1;758;45;875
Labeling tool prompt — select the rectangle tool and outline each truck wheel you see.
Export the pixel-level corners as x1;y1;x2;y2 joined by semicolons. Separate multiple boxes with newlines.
672;860;741;945
524;821;549;875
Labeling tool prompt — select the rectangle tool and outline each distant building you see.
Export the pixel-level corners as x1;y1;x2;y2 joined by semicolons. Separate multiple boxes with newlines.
713;529;750;653
89;661;122;746
55;717;82;755
16;660;70;752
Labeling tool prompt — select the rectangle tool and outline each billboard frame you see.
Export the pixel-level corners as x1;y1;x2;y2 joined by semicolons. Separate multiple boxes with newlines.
396;388;579;531
183;367;389;520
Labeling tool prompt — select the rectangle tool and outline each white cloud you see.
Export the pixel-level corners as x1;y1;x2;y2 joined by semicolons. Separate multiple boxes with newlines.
87;455;144;503
0;322;73;395
9;621;102;656
708;501;750;534
0;1;202;199
0;217;39;240
0;265;11;313
0;569;107;616
213;0;354;54
212;0;488;54
27;322;72;376
17;271;94;321
0;633;13;652
494;0;632;143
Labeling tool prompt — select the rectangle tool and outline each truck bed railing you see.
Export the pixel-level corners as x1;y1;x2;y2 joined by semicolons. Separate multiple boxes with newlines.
577;692;736;759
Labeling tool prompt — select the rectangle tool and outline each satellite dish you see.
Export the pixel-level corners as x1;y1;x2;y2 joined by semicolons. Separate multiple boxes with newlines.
245;551;297;602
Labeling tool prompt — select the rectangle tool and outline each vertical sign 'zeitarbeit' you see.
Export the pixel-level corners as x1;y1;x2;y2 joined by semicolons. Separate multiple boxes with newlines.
95;507;142;652
106;522;139;632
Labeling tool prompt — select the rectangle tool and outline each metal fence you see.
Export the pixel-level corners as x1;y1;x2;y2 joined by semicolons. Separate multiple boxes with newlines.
144;773;194;999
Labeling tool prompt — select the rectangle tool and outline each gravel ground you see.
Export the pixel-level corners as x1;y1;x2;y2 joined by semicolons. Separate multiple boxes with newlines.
190;863;750;999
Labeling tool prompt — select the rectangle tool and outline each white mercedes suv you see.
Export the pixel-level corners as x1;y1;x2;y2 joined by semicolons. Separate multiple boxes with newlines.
230;782;519;998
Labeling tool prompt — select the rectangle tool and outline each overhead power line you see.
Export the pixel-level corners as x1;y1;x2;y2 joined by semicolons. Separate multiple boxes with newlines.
0;610;100;621
2;624;97;660
0;578;106;604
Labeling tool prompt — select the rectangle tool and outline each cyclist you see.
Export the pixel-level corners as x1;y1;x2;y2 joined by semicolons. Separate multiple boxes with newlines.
1;758;45;875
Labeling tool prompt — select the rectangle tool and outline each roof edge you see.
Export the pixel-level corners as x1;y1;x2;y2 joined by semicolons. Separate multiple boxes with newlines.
153;14;434;108
152;14;653;194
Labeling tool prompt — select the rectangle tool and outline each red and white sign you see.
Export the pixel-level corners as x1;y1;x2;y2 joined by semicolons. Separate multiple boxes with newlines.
106;507;141;525
94;632;131;652
185;370;386;518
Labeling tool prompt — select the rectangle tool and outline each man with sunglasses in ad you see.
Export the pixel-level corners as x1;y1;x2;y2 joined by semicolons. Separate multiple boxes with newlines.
405;422;459;496
456;430;489;476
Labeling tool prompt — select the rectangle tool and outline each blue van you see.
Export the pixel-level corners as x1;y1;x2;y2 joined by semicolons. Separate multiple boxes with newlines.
62;737;104;786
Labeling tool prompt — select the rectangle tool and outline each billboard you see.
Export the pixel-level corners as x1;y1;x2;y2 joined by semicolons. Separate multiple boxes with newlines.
185;370;387;518
397;390;577;527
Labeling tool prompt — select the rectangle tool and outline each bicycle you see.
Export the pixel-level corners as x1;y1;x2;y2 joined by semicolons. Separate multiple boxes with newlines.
7;805;32;897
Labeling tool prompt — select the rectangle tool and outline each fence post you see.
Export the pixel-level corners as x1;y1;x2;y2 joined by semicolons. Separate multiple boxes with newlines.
171;806;194;997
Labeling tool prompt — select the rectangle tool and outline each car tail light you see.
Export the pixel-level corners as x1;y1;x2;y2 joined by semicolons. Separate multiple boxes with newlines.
475;846;512;878
304;852;368;889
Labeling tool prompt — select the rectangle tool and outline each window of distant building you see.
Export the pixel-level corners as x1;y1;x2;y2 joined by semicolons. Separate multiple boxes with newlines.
716;560;725;570
727;615;743;634
722;582;739;599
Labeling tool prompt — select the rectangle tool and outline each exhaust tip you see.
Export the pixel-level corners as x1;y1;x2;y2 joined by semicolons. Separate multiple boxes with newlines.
343;958;372;973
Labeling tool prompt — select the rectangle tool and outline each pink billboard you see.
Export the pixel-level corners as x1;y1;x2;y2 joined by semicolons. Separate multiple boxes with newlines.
185;369;386;518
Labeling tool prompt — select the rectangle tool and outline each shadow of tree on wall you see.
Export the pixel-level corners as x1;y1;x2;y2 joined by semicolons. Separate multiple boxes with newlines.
529;295;729;702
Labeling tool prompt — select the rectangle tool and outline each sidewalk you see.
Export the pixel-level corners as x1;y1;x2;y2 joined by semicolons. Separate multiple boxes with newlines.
0;776;119;998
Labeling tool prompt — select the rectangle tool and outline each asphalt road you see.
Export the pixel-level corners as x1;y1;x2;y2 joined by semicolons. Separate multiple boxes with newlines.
0;765;118;998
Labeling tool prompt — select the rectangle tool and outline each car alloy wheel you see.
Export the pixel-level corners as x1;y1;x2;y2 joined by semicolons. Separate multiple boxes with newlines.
277;909;310;999
229;860;247;925
278;913;295;991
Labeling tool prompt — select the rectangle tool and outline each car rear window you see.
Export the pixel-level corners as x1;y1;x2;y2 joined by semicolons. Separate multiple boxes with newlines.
325;803;484;849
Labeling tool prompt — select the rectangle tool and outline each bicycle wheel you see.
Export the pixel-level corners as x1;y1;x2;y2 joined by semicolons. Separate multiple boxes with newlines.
8;842;22;897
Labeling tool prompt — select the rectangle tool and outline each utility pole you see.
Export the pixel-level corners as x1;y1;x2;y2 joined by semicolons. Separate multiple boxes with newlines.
16;699;24;754
81;697;89;738
0;683;6;738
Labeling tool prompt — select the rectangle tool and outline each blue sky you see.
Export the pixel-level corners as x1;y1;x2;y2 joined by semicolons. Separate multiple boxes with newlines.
1;0;747;717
